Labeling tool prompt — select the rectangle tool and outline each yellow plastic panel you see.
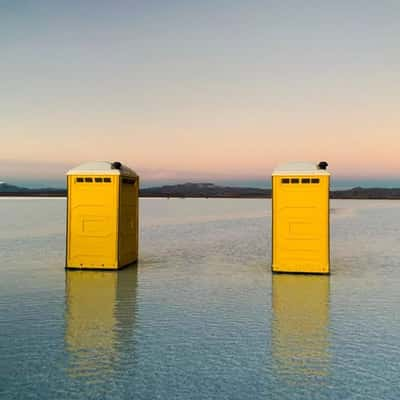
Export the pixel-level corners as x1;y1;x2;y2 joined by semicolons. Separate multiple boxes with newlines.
272;274;330;379
118;177;139;267
272;175;330;274
67;175;119;269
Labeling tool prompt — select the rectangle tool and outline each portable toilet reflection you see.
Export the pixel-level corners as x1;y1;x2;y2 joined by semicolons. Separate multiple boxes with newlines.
65;267;138;377
272;161;330;274
66;161;139;269
272;274;330;380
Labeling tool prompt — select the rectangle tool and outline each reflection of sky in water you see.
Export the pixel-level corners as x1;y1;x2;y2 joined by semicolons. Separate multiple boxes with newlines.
1;199;400;399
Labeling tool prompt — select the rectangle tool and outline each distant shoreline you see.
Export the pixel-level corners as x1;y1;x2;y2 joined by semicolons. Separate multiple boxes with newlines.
2;182;400;199
2;188;400;200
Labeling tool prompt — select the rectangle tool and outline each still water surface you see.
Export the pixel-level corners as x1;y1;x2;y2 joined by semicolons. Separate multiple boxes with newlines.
1;198;400;399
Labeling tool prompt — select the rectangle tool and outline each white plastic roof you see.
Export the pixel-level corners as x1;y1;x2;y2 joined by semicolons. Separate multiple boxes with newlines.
66;161;137;177
272;162;330;176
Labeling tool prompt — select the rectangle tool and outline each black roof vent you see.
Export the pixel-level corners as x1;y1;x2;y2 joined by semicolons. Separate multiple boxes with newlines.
111;161;122;170
318;161;328;170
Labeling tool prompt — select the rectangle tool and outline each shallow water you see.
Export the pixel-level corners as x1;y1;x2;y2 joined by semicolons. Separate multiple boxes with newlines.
1;198;400;399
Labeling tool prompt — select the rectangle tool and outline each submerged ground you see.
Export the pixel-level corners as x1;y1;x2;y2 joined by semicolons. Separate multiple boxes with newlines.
1;198;400;399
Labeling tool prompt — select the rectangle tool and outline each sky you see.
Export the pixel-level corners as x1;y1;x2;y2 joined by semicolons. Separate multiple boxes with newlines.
1;0;399;187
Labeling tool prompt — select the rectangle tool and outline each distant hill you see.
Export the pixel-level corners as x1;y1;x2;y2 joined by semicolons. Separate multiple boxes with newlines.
140;182;270;198
141;183;400;199
1;181;400;199
0;182;30;192
0;182;66;197
331;187;400;200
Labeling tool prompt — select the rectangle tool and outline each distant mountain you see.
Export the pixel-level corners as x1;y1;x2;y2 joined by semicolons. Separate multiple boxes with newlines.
140;182;270;198
1;181;400;199
0;182;66;196
331;187;400;199
0;182;30;192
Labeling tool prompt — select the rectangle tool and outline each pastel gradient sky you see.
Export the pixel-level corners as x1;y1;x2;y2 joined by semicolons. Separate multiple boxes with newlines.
1;0;399;186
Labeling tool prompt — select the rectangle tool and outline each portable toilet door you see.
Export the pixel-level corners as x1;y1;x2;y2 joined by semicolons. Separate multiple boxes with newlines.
272;161;330;274
66;161;139;270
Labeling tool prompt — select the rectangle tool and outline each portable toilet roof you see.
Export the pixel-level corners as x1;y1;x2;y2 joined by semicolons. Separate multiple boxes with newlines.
272;161;330;176
66;161;137;177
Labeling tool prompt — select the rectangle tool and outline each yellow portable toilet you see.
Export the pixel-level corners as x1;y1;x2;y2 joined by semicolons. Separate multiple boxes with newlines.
66;161;139;269
272;161;330;274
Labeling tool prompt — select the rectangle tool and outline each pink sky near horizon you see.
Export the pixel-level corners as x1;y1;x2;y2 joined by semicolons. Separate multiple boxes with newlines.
2;103;399;180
